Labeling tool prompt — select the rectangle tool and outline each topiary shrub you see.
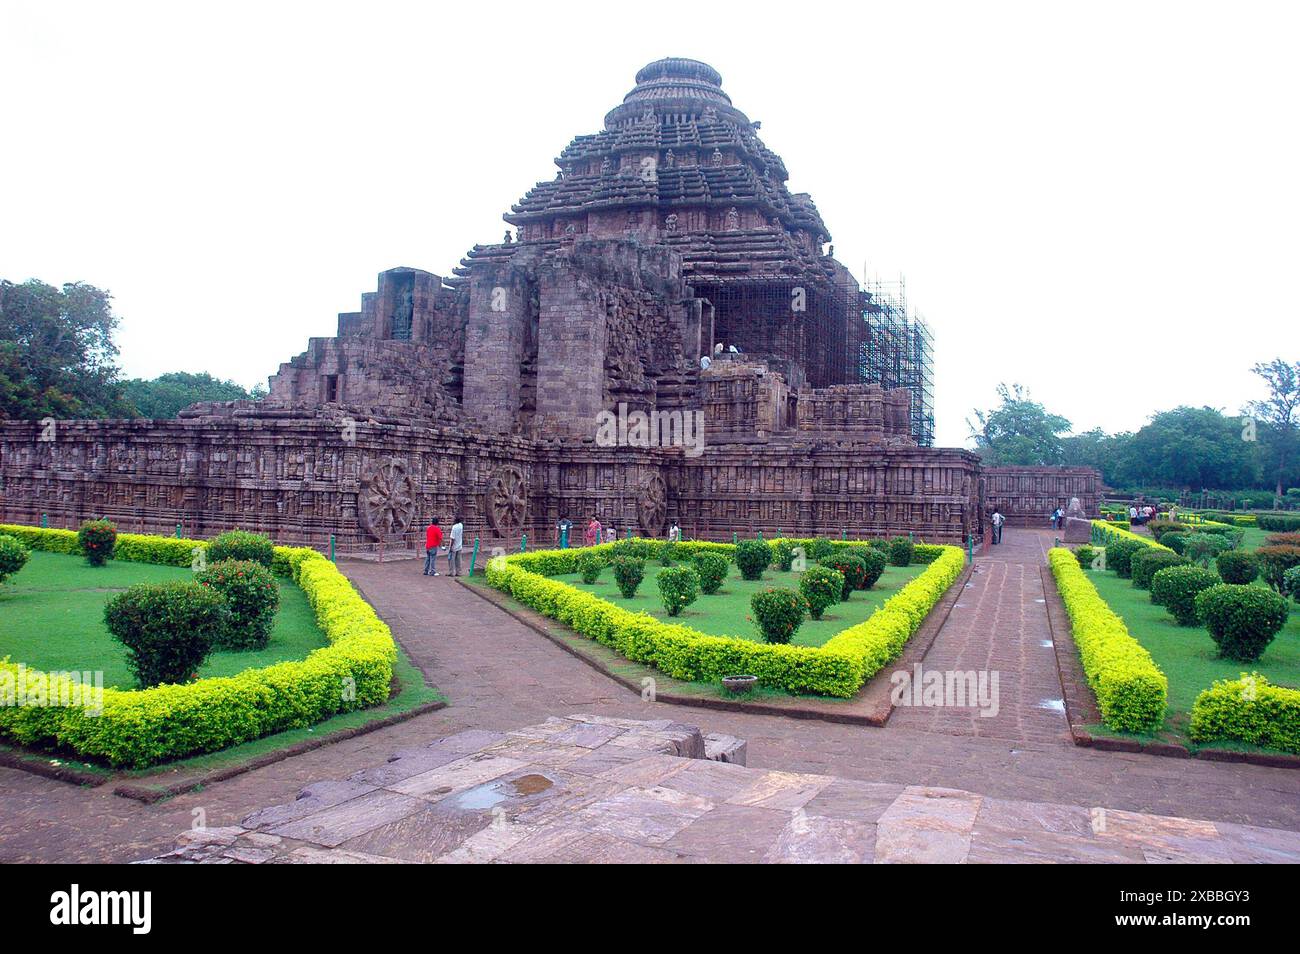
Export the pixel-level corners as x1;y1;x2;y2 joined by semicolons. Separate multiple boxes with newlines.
887;536;914;567
577;551;604;584
772;540;798;571
858;547;888;589
1147;519;1189;542
750;588;809;644
1265;532;1300;548
799;565;843;620
610;539;652;560
806;538;834;562
657;565;700;616
657;542;679;567
1160;532;1190;555
1182;533;1232;567
1258;514;1300;532
734;539;773;581
1104;538;1146;578
195;559;281;650
1130;549;1188;590
1150;565;1220;625
693;552;728;595
77;519;117;567
104;580;228;688
1285;566;1300;603
1195;584;1289;662
0;534;30;584
1215;550;1260;585
818;553;867;600
1256;545;1300;595
610;556;645;599
207;529;275;568
1073;545;1098;570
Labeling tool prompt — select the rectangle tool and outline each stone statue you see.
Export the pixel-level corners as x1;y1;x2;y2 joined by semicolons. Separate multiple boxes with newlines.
711;148;724;166
664;149;675;168
1063;495;1091;543
725;206;739;230
664;213;678;233
600;156;613;176
503;230;513;244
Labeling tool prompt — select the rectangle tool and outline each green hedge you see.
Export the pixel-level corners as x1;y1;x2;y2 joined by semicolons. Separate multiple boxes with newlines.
487;538;966;698
1048;548;1168;733
0;525;394;767
1189;674;1300;754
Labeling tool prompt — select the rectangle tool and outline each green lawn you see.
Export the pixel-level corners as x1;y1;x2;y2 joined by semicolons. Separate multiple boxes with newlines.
1089;567;1300;741
0;550;329;689
556;561;924;647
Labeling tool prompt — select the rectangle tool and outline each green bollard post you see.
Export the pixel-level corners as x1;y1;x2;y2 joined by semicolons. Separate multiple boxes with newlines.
626;527;632;541
757;530;763;542
41;512;48;528
520;533;527;553
967;534;974;562
560;525;569;549
329;534;336;562
469;536;480;575
176;522;182;538
733;532;738;545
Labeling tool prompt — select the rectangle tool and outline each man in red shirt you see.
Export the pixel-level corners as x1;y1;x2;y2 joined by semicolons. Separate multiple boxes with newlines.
424;519;443;576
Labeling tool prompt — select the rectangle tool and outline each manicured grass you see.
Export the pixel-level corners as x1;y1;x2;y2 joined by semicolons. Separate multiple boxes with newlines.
555;561;924;647
1088;567;1300;739
0;550;329;689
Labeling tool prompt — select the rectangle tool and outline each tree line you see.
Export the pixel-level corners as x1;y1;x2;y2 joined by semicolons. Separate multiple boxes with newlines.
969;369;1300;500
0;279;262;420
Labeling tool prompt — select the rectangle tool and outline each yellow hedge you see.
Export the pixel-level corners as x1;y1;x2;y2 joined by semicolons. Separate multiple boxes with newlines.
487;540;965;697
0;526;394;767
1049;547;1168;732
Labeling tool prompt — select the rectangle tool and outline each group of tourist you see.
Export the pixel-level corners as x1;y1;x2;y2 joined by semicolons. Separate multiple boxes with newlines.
1128;504;1159;526
564;516;682;547
422;516;465;577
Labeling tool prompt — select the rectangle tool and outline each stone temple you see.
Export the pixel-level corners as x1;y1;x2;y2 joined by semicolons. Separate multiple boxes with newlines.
0;58;1099;551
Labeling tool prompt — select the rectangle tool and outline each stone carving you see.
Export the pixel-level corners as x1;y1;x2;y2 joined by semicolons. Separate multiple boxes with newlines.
637;474;668;534
711;148;724;166
1063;495;1091;543
484;464;529;534
664;213;678;233
725;206;739;229
358;456;416;541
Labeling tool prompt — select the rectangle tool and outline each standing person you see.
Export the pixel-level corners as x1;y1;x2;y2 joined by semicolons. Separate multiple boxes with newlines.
991;507;1005;545
423;517;443;576
448;516;464;577
584;516;602;547
556;515;573;548
1129;504;1139;524
668;522;681;543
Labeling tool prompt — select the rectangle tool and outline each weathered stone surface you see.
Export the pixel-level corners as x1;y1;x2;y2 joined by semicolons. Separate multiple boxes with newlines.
703;732;747;766
267;790;428;847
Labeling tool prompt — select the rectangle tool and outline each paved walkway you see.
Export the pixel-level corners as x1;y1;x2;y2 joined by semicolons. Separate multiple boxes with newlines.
147;715;1300;865
2;532;1299;862
890;530;1067;743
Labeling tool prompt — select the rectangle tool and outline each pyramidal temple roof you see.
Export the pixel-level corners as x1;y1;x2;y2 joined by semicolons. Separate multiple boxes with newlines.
462;58;838;285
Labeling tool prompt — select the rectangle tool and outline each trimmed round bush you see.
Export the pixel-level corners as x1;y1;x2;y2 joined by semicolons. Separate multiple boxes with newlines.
657;542;679;567
1073;545;1098;570
0;534;30;584
577;551;604;584
610;556;645;599
77;519;117;566
1130;549;1188;590
806;538;834;562
772;540;798;572
1182;533;1231;567
1104;538;1146;578
887;536;914;567
693;553;728;595
818;553;867;600
1256;545;1300;595
1150;565;1220;625
207;529;275;568
734;539;773;581
1147;520;1188;542
610;539;652;560
750;587;808;644
799;565;843;620
1215;550;1260;585
195;559;280;650
1285;566;1300;603
1160;532;1190;555
657;565;700;616
1195;584;1289;662
104;580;228;688
858;547;888;589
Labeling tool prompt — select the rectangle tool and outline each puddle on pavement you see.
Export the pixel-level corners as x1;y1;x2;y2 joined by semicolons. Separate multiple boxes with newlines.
1040;639;1054;648
1038;698;1066;712
447;773;554;811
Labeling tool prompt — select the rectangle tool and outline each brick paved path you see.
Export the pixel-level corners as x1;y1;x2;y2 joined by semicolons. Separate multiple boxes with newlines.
889;529;1068;743
2;537;1299;862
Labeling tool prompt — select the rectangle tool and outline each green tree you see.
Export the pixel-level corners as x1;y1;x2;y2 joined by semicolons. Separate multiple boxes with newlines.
122;371;260;419
1116;407;1258;491
0;279;130;419
1060;427;1134;483
1245;358;1300;502
968;383;1072;465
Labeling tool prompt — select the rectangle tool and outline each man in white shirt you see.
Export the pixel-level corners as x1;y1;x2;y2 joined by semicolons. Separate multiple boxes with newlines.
449;517;464;576
991;508;1005;545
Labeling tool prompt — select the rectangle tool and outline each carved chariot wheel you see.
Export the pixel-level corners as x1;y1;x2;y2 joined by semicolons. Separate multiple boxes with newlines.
484;465;529;535
358;457;417;541
637;474;668;535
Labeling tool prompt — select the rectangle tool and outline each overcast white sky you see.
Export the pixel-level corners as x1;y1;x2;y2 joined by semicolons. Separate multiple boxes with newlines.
2;1;1297;446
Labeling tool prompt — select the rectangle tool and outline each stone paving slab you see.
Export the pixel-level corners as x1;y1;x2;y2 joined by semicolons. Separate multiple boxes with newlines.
145;714;1300;864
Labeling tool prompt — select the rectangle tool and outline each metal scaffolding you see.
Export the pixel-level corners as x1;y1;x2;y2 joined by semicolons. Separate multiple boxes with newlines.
858;275;935;446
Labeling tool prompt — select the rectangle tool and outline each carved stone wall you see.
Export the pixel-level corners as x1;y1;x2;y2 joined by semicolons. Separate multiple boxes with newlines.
982;466;1102;527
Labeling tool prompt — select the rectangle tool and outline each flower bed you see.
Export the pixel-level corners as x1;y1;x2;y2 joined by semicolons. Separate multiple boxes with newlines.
0;525;396;767
486;537;965;698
